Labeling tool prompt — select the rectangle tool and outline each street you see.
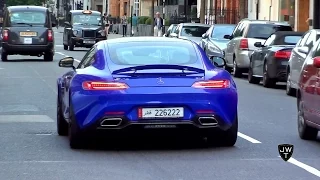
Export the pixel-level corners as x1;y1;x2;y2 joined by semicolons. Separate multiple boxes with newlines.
0;28;319;180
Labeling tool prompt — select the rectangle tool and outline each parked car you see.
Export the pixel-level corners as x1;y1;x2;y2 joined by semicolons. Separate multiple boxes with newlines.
223;19;293;77
248;31;303;87
169;23;210;43
286;29;320;96
199;24;236;58
56;37;238;149
297;38;320;140
163;24;178;37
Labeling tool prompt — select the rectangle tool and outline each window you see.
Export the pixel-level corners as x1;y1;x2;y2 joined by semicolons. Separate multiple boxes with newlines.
108;42;199;66
312;40;320;58
9;11;46;25
232;22;244;37
246;24;292;39
211;25;235;39
298;32;310;47
264;34;276;46
78;47;96;69
72;14;101;25
284;36;301;45
180;26;210;37
134;0;139;15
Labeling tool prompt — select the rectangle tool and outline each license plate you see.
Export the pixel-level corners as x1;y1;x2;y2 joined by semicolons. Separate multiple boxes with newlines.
23;38;32;44
83;40;95;44
20;32;37;37
138;107;184;119
281;61;288;65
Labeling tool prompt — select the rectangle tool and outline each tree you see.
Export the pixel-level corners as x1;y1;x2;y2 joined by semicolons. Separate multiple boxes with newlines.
6;0;43;6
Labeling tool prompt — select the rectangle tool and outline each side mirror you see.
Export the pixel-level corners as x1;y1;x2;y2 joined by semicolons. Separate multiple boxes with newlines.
254;42;262;47
223;35;231;40
170;33;178;38
52;23;56;27
64;21;70;26
210;56;226;68
202;33;207;39
313;57;320;68
59;57;75;69
297;46;309;54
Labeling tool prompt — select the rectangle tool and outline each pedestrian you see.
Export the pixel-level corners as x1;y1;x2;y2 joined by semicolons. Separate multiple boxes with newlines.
103;13;109;36
154;12;163;37
131;13;138;36
121;13;128;37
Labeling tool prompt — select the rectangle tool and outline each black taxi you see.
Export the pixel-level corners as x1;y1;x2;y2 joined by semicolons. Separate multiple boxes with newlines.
1;6;56;61
63;10;106;51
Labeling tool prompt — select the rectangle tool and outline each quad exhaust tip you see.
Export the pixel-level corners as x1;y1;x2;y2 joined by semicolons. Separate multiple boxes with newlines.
100;118;122;127
198;117;218;126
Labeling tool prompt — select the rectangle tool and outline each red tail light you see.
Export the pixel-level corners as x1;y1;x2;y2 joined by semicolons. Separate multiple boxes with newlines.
239;39;248;50
192;80;230;88
2;30;8;41
47;30;53;41
274;50;291;59
82;81;128;90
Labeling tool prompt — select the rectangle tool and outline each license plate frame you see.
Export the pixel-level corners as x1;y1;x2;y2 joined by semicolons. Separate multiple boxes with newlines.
138;107;184;119
83;40;95;44
20;32;37;37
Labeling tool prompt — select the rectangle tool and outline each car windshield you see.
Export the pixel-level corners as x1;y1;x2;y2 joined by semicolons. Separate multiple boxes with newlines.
72;14;101;25
247;24;293;39
211;25;235;39
284;35;302;45
9;11;46;25
180;26;210;37
108;42;199;66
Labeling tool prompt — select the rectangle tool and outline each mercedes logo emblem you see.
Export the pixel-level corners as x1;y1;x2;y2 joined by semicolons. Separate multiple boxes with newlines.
157;77;164;85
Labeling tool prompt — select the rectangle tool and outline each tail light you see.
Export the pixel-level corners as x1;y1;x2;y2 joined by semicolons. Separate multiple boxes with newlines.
2;30;8;41
82;81;128;90
274;50;291;59
48;30;53;41
192;80;230;88
239;39;248;50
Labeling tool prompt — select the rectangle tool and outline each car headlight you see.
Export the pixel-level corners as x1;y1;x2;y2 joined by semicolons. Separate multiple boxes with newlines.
73;30;78;35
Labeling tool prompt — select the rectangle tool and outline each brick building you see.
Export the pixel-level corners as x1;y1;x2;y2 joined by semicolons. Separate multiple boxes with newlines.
109;0;130;17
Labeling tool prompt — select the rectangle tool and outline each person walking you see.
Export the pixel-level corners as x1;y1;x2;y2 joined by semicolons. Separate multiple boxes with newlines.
131;13;138;36
121;13;128;37
154;12;163;37
103;13;109;36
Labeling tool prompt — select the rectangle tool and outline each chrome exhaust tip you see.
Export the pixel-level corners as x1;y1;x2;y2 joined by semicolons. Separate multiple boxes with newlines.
198;117;218;126
100;118;122;127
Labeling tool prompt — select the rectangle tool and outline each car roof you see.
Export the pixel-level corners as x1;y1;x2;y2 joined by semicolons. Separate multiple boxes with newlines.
7;5;48;11
180;23;211;27
70;10;101;15
241;19;290;26
274;31;304;36
105;37;194;44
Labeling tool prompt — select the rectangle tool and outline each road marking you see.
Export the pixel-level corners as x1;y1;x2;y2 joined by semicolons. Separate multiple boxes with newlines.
237;132;261;143
0;115;54;123
55;45;63;47
55;52;80;62
35;133;52;135
278;156;320;177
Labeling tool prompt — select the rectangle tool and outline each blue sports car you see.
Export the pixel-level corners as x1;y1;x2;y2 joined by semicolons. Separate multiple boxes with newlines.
57;37;238;149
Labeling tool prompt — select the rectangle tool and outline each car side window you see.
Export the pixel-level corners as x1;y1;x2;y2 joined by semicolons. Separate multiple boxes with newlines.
305;31;316;50
232;22;243;37
77;47;96;69
206;26;214;37
174;25;180;34
298;32;310;47
312;39;320;57
264;34;276;46
238;22;247;37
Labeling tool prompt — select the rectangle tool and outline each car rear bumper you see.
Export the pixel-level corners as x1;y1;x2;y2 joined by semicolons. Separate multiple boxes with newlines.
71;37;106;47
2;42;54;53
268;60;288;81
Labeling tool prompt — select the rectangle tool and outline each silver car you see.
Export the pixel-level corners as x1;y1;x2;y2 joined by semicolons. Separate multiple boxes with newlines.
169;23;210;43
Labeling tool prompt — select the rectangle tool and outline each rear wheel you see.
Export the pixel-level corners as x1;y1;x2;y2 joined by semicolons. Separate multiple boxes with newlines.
68;104;86;149
57;96;68;136
63;45;68;50
233;59;242;78
286;72;295;96
248;65;260;84
44;52;54;61
262;63;276;88
1;51;8;61
68;39;74;51
298;99;318;140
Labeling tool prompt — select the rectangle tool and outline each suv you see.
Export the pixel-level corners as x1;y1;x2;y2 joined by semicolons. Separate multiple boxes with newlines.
63;10;106;51
223;19;293;77
1;6;56;61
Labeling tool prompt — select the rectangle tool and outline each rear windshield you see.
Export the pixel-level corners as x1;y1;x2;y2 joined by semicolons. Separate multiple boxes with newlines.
180;26;210;37
9;11;46;25
108;42;198;65
247;24;293;39
284;35;301;44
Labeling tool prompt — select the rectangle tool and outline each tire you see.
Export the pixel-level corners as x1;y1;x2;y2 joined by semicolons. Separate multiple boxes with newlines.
207;115;238;147
1;51;8;61
68;104;86;149
233;59;242;78
286;71;295;96
68;39;74;51
44;52;54;61
262;63;276;88
224;66;233;73
297;99;318;140
57;96;68;136
63;45;68;50
248;66;260;84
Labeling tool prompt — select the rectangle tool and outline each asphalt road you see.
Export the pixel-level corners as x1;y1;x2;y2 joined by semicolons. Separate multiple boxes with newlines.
0;28;319;180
